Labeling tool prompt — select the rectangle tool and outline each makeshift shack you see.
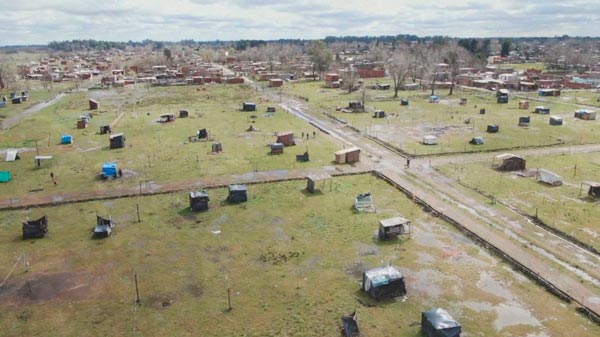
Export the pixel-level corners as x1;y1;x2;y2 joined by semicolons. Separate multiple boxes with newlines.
179;110;188;118
212;143;223;153
109;133;125;149
539;88;560;97
493;153;526;171
429;95;440;103
373;110;385;118
574;109;596;120
549;116;563;126
198;128;208;139
341;311;360;337
242;102;256;111
296;151;309;162
486;125;499;133
519;100;530;109
306;172;331;193
102;162;118;179
12;96;22;104
267;106;276;112
422;308;461;337
271;142;284;154
400;99;409;106
227;184;247;203
422;135;438;145
0;171;11;183
348;101;365;112
100;125;111;134
480;108;486;114
34;155;53;168
535;106;550;114
378;216;411;240
497;95;509;103
189;190;209;212
459;97;467;105
22;216;48;239
93;216;115;238
276;131;295;146
335;147;361;164
361;266;406;300
5;149;20;162
537;169;563;186
518;116;530;126
355;193;376;212
159;113;176;123
77;119;88;129
61;134;73;144
469;137;484;145
89;99;99;110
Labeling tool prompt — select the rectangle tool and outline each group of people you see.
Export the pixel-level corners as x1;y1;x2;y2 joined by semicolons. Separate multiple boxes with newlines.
301;131;316;140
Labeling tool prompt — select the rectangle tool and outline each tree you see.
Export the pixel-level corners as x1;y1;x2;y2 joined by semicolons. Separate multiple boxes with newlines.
443;44;472;95
163;48;172;64
386;48;411;98
307;40;333;80
501;40;512;57
342;66;358;93
0;62;16;90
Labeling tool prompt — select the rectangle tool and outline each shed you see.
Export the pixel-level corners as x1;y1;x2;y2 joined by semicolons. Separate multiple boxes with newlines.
493;153;526;171
519;100;530;109
348;101;365;112
276;131;295;146
400;99;409;106
0;171;11;182
0;101;6;108
341;311;360;337
534;106;550;114
355;193;376;212
100;125;111;134
5;149;20;162
469;137;484;145
378;216;411;240
549;116;563;126
296;151;310;162
538;89;560;97
198;128;208;139
422;308;461;337
89;99;99;110
583;181;600;198
574;109;596;120
306;172;331;193
242;102;256;111
267;106;276;112
479;108;486;114
361;266;406;300
429;95;440;103
269;78;283;87
422;135;438;145
61;134;73;144
497;95;508;104
179;110;189;118
271;142;284;154
335;147;361;164
34;155;53;168
93;216;115;238
227;184;247;203
486;124;499;133
537;169;563;186
77;119;88;129
189;190;209;212
109;133;126;149
22;216;48;239
159;113;176;123
102;162;118;178
518;116;530;126
373;110;385;118
212;143;223;153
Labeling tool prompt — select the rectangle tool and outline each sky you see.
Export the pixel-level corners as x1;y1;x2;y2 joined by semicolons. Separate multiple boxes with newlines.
2;0;599;46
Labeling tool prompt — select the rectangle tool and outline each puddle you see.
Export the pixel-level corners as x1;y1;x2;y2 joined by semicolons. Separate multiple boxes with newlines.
477;271;514;301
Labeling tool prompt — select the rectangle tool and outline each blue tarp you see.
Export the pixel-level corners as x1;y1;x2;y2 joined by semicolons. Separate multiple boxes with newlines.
61;134;73;144
102;162;117;178
0;171;11;182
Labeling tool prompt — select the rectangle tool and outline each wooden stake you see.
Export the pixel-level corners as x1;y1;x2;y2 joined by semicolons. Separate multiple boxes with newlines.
136;203;141;222
139;181;142;196
227;288;232;311
134;273;141;305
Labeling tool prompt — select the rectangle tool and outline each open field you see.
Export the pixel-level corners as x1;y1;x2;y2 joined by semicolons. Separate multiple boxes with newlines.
283;80;600;155
0;84;340;201
1;175;598;337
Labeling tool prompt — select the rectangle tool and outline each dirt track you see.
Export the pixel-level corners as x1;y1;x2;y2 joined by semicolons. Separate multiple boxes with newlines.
1;93;66;130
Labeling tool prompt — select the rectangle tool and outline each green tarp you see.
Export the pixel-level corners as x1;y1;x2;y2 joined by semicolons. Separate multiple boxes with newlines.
0;171;11;182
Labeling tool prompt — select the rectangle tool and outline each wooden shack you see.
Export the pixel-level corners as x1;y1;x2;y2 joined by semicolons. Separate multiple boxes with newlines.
22;216;48;239
549;116;563;126
270;142;284;154
306;172;331;193
77;119;88;129
269;78;283;87
493;153;526;171
227;184;247;203
159;113;176;123
89;99;99;110
242;102;256;111
378;216;411;240
335;147;361;164
276;131;295;146
189;191;209;212
109;133;126;149
519;100;530;109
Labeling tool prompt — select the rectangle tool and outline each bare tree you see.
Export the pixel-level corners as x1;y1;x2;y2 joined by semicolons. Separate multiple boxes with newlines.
0;62;16;90
308;40;333;80
386;48;410;98
342;66;358;93
260;44;279;73
443;44;472;95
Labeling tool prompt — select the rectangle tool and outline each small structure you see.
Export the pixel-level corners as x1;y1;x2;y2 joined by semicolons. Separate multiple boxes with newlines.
574;109;596;120
355;193;376;213
306;172;331;193
5;149;20;162
493;153;526;171
497;95;509;103
189;190;209;212
422;308;461;337
227;184;247;203
23;216;48;239
267;106;276;112
459;97;467;105
0;101;6;108
102;162;118;179
93;216;115;238
159;113;176;123
519;100;530;109
34;155;53;168
61;134;73;144
538;88;561;97
268;78;283;87
486;124;499;133
179;110;188;118
376;83;391;90
242;102;256;111
212;143;223;153
341;311;360;337
479;108;486;114
537;169;563;186
109;133;126;149
361;266;406;300
373;110;385;118
276;131;295;146
469;137;484;145
582;181;600;198
423;135;438;145
100;125;111;134
348;101;365;112
378;216;411;240
0;171;11;183
534;106;550;114
89;99;99;110
335;147;361;164
77;119;88;129
549;116;563;126
198;128;208;139
270;142;284;154
429;95;440;103
518;116;530;126
400;99;409;106
296;151;310;162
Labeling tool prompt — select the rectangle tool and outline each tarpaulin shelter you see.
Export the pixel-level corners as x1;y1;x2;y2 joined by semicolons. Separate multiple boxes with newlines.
535;106;550;114
373;110;385;118
198;128;208;139
267;106;276;112
5;149;20;162
493;153;526;171
422;308;461;337
0;171;11;182
228;184;247;203
362;265;406;300
429;95;440;103
341;311;360;337
34;155;53;168
423;135;438;145
212;143;223;153
270;142;284;154
189;191;209;212
242;102;256;111
537;169;563;186
296;151;310;162
179;110;189;118
582;181;600;198
574;109;596;120
93;216;115;238
355;193;376;212
109;133;125;149
100;125;111;134
400;99;409;106
469;137;484;145
486;125;499;133
378;216;411;240
518;116;530;126
159;113;176;123
102;162;118;178
61;134;73;144
22;216;48;239
306;172;331;193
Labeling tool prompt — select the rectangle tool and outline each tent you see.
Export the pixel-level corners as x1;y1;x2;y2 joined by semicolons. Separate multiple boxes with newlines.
228;184;247;203
422;308;461;337
423;135;438;145
61;134;73;144
102;162;118;178
189;191;209;212
535;106;550;114
93;216;115;238
22;216;48;239
469;137;484;145
362;265;406;300
537;169;562;186
429;95;439;103
0;171;11;182
341;311;360;337
5;149;20;162
486;125;499;133
493;153;526;171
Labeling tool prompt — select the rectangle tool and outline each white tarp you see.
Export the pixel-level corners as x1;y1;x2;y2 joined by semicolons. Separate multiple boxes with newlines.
5;149;18;162
423;135;438;145
537;169;563;186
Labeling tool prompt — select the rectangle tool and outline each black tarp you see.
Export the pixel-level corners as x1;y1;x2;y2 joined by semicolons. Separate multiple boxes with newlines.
228;184;247;203
341;311;360;337
22;216;48;239
93;216;114;238
362;266;406;300
190;191;209;212
422;308;461;337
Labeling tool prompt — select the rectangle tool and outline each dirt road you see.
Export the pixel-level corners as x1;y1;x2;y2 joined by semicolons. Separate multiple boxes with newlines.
1;93;66;130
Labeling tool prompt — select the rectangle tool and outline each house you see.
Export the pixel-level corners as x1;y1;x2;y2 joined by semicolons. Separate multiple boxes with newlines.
100;125;111;134
574;109;596;120
77;118;88;129
361;266;406;300
22;216;48;239
276;131;295;146
268;78;283;87
179;110;189;118
109;133;126;149
537;169;562;186
242;102;256;111
519;100;530;109
306;172;331;193
538;88;561;97
469;137;484;145
373;110;385;118
227;184;247;203
355;193;376;212
400;99;409;106
341;311;360;337
518;116;530;126
378;216;411;240
493;153;526;171
0;171;11;183
423;135;438;145
270;142;284;154
61;134;73;144
429;95;440;103
335;147;361;164
534;106;550;114
486;125;499;133
102;162;119;179
93;216;115;238
159;113;176;123
422;308;461;337
549;116;563;126
189;191;209;212
89;99;99;110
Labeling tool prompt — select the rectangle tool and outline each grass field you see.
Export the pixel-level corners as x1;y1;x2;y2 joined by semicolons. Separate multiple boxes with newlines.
0;175;597;337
